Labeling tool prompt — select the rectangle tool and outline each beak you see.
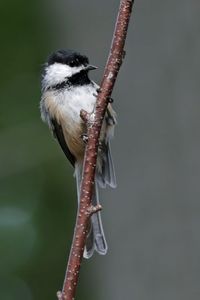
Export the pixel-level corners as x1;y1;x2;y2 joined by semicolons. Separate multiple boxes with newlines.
85;64;98;71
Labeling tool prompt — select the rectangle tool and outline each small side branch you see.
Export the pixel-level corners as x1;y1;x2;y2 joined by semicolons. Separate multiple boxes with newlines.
86;204;102;216
58;1;134;299
80;109;90;124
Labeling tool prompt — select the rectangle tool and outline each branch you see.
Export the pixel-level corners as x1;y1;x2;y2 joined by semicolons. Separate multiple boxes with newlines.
57;1;134;299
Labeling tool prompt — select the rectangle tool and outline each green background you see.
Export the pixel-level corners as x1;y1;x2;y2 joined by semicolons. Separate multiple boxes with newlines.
0;1;90;299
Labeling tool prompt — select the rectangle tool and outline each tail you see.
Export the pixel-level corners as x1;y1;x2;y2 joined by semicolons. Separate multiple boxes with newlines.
74;163;108;259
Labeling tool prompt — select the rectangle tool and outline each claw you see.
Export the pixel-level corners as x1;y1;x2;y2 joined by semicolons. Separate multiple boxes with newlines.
81;133;88;144
96;87;113;103
108;96;114;103
96;88;102;93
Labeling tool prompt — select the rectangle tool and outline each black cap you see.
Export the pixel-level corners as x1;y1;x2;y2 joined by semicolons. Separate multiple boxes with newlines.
47;49;89;67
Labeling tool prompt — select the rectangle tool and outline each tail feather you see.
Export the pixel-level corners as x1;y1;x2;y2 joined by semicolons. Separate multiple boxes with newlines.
91;181;107;255
74;163;107;259
84;181;108;258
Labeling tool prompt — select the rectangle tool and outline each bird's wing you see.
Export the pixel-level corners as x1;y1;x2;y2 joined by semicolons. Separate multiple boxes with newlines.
106;103;117;126
96;103;117;189
51;118;75;167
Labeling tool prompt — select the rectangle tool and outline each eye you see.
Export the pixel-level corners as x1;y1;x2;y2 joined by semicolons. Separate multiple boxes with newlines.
69;61;75;67
69;58;80;67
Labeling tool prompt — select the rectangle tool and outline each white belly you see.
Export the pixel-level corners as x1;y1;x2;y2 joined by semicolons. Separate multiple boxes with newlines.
60;85;96;129
44;84;97;159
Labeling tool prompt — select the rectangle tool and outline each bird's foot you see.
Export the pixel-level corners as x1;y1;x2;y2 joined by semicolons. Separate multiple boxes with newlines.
96;88;114;103
107;96;114;103
81;133;88;144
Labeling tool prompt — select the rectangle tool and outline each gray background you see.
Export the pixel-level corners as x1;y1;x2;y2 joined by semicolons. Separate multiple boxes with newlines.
55;1;200;299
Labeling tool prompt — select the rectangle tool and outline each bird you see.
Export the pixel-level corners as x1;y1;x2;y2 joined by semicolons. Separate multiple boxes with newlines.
40;49;116;258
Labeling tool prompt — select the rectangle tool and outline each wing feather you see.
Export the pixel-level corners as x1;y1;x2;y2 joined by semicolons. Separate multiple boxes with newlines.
51;118;75;167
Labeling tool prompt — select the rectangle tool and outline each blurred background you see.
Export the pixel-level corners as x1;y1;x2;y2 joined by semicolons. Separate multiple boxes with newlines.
0;0;200;299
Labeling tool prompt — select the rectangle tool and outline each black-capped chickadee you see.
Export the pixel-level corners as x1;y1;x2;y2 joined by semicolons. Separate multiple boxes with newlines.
40;49;116;258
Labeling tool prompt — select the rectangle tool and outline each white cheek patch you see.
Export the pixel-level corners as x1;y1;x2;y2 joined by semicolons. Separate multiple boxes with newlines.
43;63;84;87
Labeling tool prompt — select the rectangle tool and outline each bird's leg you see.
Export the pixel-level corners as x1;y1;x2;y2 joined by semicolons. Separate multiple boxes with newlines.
107;96;114;103
96;88;102;94
81;133;88;144
96;88;114;103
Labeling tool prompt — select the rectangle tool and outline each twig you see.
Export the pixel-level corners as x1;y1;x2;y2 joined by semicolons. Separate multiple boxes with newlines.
57;1;134;299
